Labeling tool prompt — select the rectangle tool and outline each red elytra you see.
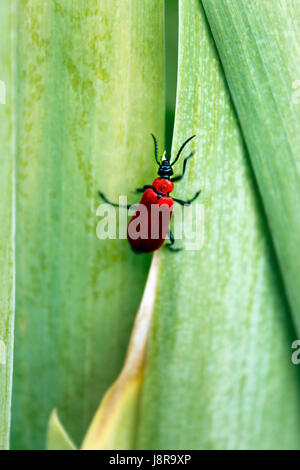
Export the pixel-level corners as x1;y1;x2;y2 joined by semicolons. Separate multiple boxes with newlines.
99;134;200;253
127;179;174;253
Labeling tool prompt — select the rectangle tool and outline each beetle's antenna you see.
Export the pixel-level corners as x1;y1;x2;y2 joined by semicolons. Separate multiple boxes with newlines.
151;133;160;165
170;135;196;166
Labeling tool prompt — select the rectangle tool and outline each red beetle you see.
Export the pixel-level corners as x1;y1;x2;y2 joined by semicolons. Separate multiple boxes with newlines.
99;134;200;253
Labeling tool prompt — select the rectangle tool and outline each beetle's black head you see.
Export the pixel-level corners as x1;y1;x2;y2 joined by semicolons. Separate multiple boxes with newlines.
158;157;173;179
152;133;196;180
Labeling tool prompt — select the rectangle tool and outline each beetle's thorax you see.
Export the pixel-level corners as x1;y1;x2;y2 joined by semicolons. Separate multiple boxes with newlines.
152;177;174;196
158;157;173;179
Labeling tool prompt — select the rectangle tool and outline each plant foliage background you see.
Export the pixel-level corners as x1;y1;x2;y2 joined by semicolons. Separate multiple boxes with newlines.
0;0;300;450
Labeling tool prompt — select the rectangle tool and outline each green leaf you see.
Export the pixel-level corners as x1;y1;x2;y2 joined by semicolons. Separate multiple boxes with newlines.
165;0;179;152
12;0;164;449
46;410;76;450
202;0;300;334
0;1;15;450
136;0;300;450
82;253;160;450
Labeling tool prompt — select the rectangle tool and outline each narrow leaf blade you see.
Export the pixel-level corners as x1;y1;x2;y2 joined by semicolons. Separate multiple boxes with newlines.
202;0;300;333
46;410;76;451
12;0;164;449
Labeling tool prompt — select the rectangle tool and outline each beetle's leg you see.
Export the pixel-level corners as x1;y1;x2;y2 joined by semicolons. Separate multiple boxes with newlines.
135;185;153;193
165;230;182;252
99;191;135;209
171;152;194;182
173;190;201;206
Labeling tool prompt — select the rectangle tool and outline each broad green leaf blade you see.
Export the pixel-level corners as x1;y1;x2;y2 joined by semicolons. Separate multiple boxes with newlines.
82;253;160;450
46;410;76;450
0;1;15;450
137;0;300;450
202;0;300;333
12;0;164;449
